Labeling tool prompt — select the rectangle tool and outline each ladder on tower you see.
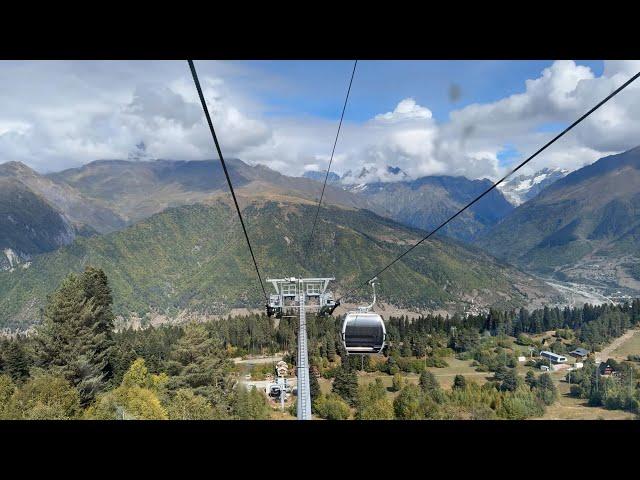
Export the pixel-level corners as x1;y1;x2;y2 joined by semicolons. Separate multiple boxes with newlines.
297;292;312;420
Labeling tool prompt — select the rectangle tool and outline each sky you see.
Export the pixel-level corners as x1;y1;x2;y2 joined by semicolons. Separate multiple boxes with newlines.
0;59;639;182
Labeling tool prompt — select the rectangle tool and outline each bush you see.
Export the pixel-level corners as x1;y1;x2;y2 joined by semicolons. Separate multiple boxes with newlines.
497;387;545;420
433;347;454;358
425;357;449;368
314;394;351;420
391;374;404;392
516;334;533;346
9;374;81;420
569;384;583;398
393;385;426;419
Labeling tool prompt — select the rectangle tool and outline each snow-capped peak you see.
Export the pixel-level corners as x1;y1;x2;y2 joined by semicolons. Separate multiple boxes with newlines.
498;167;569;206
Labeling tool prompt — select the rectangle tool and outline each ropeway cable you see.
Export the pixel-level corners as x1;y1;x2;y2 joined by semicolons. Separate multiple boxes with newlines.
306;60;358;251
188;59;268;302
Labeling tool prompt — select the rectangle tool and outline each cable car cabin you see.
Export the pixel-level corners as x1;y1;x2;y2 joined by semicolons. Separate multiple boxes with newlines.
342;312;386;354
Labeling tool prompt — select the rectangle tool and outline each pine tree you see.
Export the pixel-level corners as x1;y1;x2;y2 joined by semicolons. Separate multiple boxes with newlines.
309;369;321;405
525;370;537;389
453;374;466;390
1;340;30;382
34;269;115;405
332;363;358;407
419;370;440;394
166;322;232;408
535;372;557;405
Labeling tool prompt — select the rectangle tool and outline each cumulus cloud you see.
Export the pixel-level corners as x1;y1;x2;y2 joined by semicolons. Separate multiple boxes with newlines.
0;60;638;182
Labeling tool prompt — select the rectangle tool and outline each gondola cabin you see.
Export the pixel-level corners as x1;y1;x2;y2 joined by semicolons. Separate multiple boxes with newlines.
341;312;386;354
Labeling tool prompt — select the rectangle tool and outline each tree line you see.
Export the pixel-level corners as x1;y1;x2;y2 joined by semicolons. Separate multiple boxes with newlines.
2;266;640;419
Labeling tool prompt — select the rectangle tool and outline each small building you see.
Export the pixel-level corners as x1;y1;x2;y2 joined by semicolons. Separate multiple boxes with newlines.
540;350;567;364
517;356;526;363
569;347;589;359
599;363;615;376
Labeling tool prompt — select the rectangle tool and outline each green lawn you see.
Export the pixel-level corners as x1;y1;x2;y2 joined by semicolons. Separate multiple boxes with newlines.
540;378;635;420
611;329;640;361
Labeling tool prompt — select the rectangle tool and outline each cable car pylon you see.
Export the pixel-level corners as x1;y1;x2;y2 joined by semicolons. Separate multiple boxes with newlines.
266;277;338;419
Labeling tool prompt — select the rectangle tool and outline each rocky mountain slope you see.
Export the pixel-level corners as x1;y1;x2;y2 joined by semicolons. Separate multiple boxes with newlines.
478;146;640;294
0;161;126;233
498;167;569;206
0;178;79;271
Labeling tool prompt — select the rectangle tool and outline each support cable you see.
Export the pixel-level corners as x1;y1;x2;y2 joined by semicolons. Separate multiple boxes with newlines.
338;69;640;302
188;59;268;302
307;60;358;251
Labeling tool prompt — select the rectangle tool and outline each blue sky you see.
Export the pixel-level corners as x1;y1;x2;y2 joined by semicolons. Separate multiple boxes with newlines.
233;60;604;123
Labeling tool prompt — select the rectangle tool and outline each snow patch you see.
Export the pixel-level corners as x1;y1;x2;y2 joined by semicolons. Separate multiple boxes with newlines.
3;248;20;268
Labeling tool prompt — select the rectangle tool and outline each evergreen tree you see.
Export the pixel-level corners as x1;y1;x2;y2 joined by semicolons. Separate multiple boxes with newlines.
525;370;537;389
1;340;30;382
0;374;16;419
309;369;321;405
453;374;466;390
419;370;440;394
166;322;232;408
535;372;557;406
391;373;404;392
332;363;358;407
34;269;115;405
499;369;520;392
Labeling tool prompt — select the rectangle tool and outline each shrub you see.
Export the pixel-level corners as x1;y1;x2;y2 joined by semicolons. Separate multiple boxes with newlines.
314;394;350;420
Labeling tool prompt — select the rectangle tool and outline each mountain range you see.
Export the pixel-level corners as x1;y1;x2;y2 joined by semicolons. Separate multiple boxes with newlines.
478;146;640;294
304;166;515;241
4;143;640;330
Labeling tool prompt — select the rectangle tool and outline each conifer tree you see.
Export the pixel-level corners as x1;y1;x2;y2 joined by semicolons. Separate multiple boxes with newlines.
1;340;30;382
332;362;358;407
166;322;232;408
34;268;115;405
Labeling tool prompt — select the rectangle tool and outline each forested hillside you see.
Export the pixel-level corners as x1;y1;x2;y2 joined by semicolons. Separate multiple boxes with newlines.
478;146;640;292
0;200;556;330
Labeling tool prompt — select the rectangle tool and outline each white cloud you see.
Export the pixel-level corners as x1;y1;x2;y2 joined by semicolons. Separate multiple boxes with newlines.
374;98;433;123
0;60;639;183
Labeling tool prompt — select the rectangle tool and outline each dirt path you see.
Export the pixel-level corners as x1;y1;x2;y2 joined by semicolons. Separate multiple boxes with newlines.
597;328;638;360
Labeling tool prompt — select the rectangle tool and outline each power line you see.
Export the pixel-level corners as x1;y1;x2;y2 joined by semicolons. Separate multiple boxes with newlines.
307;60;358;250
338;69;640;302
188;59;268;302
